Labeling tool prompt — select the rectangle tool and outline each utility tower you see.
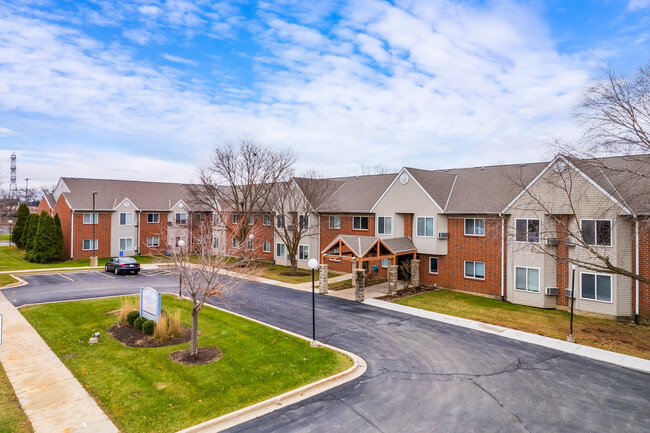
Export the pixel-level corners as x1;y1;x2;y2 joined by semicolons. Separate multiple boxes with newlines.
10;152;17;193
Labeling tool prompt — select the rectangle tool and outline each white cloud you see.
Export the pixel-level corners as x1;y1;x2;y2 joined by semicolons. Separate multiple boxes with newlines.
628;0;650;11
138;5;162;16
0;127;17;137
160;53;198;66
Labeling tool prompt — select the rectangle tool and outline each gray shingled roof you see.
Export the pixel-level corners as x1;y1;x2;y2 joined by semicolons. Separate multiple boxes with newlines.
325;235;415;256
315;174;396;213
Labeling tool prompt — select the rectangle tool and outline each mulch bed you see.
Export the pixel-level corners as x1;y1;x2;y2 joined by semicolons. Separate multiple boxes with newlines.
169;347;222;366
108;324;192;348
377;285;436;301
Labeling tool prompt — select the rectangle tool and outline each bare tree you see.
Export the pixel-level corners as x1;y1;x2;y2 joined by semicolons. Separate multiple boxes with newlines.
360;163;391;175
273;171;335;275
170;218;261;357
189;137;296;258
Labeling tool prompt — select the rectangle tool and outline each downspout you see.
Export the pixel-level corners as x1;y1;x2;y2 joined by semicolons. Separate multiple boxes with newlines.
499;213;505;302
71;210;74;259
634;215;640;323
137;211;141;256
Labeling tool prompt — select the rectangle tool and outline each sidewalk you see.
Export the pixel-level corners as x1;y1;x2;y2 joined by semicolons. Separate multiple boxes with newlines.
364;298;650;374
0;291;118;433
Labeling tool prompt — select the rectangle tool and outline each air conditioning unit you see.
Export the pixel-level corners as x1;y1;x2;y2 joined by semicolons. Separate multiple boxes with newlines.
545;287;558;296
167;221;173;226
565;237;575;247
287;225;296;231
565;288;576;298
438;232;449;239
545;238;559;246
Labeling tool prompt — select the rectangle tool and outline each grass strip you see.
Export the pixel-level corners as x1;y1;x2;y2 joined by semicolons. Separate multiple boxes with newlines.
394;289;650;359
0;361;33;433
21;295;351;433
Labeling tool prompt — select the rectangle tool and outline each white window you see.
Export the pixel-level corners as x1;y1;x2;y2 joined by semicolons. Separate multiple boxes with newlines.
212;213;221;224
248;214;255;225
464;218;485;236
119;212;133;226
276;215;285;229
263;214;271;226
82;239;98;250
515;267;540;292
298;245;309;260
377;216;392;235
276;242;286;257
146;237;159;247
119;238;133;251
175;213;187;225
83;213;98;224
232;238;239;248
353;216;368;230
232;214;240;224
213;237;220;249
194;213;204;222
581;273;612;302
417;217;434;237
381;259;389;268
581;219;612;247
515;218;539;242
262;241;271;253
147;213;159;223
429;257;438;274
464;261;485;279
175;236;186;247
329;215;340;229
299;214;309;229
247;239;254;250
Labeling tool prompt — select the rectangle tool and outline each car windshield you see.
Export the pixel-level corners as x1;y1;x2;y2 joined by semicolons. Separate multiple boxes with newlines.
120;258;138;264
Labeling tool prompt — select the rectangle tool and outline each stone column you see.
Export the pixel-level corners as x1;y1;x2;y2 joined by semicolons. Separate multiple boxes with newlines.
319;264;329;294
354;268;366;302
410;259;420;287
388;265;398;295
351;260;358;286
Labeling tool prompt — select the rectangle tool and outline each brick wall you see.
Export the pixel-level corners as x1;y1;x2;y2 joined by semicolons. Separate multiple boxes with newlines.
140;212;169;255
319;214;375;273
37;197;52;215
635;219;650;318
73;211;111;259
52;197;72;259
419;217;504;297
224;213;274;261
555;216;570;307
403;213;413;238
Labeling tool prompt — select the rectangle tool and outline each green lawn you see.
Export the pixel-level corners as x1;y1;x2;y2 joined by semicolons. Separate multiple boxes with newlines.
394;289;650;359
0;274;18;288
0;362;33;433
21;295;351;433
0;234;10;241
0;246;157;272
261;263;340;284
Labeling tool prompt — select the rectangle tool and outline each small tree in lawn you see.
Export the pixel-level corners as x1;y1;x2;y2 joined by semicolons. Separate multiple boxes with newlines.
29;211;59;263
22;213;39;254
172;219;261;357
53;214;64;260
12;204;30;248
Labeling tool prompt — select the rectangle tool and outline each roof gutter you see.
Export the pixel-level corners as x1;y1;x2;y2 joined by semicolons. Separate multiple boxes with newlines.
499;212;505;301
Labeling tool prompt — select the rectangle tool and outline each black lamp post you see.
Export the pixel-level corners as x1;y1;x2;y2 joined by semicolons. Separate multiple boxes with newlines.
178;239;186;297
308;258;319;346
568;264;576;343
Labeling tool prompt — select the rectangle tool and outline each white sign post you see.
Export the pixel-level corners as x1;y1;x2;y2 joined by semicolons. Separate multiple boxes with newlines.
140;287;161;323
0;313;3;346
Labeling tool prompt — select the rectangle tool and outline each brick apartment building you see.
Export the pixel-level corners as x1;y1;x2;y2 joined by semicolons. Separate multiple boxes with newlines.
39;154;650;319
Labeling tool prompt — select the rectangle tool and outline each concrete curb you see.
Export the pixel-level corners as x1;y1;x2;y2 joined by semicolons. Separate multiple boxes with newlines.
0;274;28;290
176;302;367;433
364;299;650;374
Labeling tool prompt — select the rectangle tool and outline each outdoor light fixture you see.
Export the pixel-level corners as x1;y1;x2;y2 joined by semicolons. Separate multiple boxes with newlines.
568;264;576;343
308;258;319;347
178;239;186;297
8;220;12;246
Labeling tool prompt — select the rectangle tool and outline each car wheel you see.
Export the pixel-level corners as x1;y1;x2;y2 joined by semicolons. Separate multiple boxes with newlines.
105;265;109;272
114;267;119;275
134;270;140;275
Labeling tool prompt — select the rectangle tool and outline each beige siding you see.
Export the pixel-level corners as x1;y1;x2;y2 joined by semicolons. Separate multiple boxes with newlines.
111;199;138;256
373;169;448;255
167;202;190;253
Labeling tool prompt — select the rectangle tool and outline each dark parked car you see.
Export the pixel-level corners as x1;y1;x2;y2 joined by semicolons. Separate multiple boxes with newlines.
105;257;140;275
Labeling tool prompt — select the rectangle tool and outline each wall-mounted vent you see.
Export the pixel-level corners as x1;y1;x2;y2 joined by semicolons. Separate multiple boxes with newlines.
546;238;559;246
438;232;449;239
545;287;558;296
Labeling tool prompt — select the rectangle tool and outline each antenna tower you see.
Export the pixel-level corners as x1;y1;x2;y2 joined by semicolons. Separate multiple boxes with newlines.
10;152;17;192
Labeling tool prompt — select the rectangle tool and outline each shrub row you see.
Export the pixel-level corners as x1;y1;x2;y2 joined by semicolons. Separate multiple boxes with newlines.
126;311;154;336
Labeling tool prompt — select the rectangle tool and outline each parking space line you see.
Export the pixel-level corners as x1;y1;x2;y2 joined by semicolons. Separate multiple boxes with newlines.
57;273;74;282
95;271;115;279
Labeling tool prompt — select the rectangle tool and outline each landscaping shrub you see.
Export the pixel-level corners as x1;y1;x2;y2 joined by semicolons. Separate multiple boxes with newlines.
11;204;30;248
28;211;60;263
134;316;146;330
118;298;138;324
153;310;182;341
53;214;65;260
126;311;140;326
168;310;182;337
143;320;155;336
21;213;39;254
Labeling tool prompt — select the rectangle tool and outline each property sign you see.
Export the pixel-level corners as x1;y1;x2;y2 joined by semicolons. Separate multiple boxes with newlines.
0;313;2;346
140;287;161;323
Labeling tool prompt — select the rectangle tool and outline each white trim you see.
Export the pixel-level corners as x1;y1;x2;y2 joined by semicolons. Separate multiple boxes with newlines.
377;216;392;235
415;216;435;237
119;237;134;251
276;242;286;258
500;216;505;298
146;213;160;224
514;217;541;243
352;215;369;231
502;155;632;214
146;236;160;247
370;168;444;213
443;175;458;212
82;212;98;224
514;265;541;293
119;212;134;226
579;218;612;247
82;239;98;251
463;260;485;280
115;197;140;211
262;240;271;253
171;199;192;212
463;218;485;236
175;212;188;225
70;210;74;259
579;271;613;304
298;244;309;261
262;214;271;226
329;215;341;229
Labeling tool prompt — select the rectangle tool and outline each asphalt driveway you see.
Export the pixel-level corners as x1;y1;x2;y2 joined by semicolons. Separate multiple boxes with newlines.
5;272;650;432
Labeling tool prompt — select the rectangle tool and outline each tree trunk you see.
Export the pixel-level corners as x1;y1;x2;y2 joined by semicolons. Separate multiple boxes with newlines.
290;258;298;276
191;307;199;356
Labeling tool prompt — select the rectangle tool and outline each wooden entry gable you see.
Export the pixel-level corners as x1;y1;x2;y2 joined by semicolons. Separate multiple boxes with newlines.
321;235;416;264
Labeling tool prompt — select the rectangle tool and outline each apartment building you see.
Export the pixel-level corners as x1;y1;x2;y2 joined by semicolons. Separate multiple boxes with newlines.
39;154;649;319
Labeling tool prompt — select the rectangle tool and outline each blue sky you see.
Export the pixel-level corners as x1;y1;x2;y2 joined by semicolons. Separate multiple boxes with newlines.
0;0;649;187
